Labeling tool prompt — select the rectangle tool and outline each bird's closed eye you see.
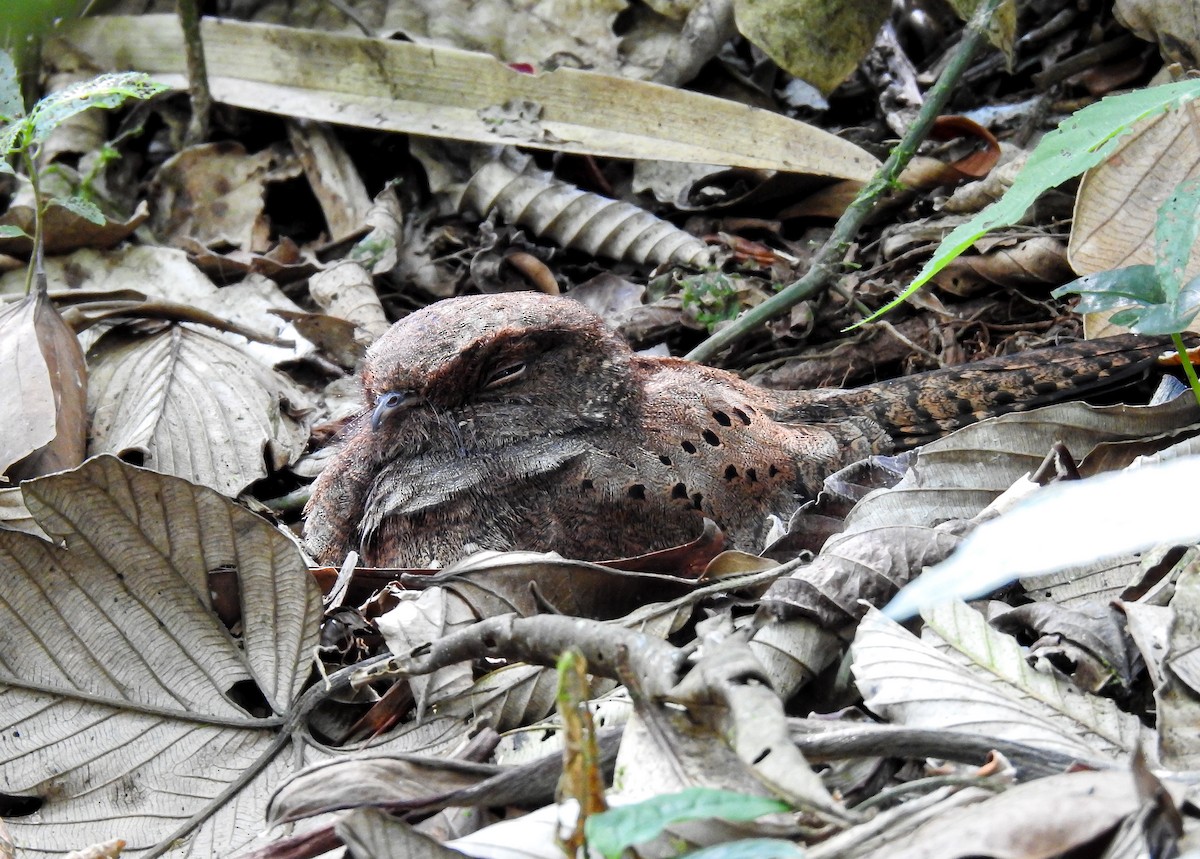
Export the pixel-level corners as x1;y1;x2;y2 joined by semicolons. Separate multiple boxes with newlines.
483;362;527;389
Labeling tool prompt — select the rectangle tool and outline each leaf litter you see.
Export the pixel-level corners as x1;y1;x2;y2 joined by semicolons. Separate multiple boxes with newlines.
3;1;1200;857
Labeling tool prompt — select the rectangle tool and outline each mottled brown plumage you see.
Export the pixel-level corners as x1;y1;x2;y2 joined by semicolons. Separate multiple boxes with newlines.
304;293;1169;567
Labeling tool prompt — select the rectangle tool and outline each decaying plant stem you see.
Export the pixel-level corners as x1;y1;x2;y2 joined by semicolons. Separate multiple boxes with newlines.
686;0;1007;364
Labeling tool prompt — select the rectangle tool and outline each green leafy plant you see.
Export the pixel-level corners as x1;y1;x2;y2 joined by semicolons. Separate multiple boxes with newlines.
858;78;1200;326
0;48;166;292
583;787;791;859
1051;177;1200;405
680;273;745;331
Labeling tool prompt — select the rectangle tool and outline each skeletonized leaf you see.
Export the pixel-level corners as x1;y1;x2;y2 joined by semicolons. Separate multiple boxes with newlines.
0;288;87;481
0;456;322;856
852;604;1147;763
87;325;310;496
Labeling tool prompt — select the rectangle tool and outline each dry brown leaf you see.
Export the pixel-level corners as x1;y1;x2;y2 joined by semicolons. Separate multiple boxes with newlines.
931;236;1073;296
1116;0;1200;67
87;325;311;496
384;0;631;76
0;175;148;257
856;770;1148;859
286;119;373;242
1069;97;1200;338
0;456;322;855
0;288;87;482
148;141;302;252
734;0;890;95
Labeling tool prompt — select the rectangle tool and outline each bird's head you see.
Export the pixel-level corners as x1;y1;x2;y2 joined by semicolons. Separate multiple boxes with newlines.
359;292;638;457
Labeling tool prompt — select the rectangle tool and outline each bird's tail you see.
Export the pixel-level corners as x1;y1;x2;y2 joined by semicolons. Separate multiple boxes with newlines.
786;334;1180;449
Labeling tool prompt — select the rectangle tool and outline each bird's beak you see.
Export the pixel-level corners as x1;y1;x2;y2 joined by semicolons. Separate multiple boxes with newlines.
371;390;416;431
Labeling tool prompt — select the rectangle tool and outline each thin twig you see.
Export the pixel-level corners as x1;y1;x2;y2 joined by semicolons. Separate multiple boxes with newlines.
686;0;1006;364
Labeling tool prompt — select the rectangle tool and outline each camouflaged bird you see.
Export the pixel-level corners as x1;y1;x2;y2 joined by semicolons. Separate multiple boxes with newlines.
304;292;1169;568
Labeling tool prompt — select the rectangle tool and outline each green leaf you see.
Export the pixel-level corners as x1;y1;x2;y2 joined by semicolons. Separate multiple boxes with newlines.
1052;265;1163;312
858;78;1200;326
682;838;806;858
54;195;106;226
1155;177;1200;296
585;789;790;859
0;50;23;123
0;120;24;159
0;224;30;239
28;72;168;146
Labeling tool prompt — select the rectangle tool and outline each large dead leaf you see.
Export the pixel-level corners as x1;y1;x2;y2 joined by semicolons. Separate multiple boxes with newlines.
1117;0;1200;67
55;15;879;180
0;456;322;857
87;325;311;496
843;397;1200;533
148;142;302;252
734;0;890;95
853;603;1149;763
1068;98;1200;336
0;288;87;482
855;770;1149;859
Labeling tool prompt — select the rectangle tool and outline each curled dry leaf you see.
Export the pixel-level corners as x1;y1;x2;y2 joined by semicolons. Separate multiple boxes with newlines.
87;325;312;496
148;141;302;252
0;194;149;257
0;456;322;856
398;550;700;621
0;288;87;482
1116;0;1200;67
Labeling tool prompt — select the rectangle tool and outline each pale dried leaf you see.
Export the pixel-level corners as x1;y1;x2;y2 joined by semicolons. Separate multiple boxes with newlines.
885;454;1200;620
286;119;373;242
1069;99;1200;289
845;397;1200;534
1116;0;1200;67
377;588;475;717
340;807;468;858
148;142;301;252
461;662;563;733
1020;555;1147;607
57;16;879;179
1158;564;1200;768
853;604;1146;762
0;486;46;539
384;0;630;76
270;754;500;826
63;839;126;859
0;289;87;481
0;456;322;856
87;325;311;496
856;771;1142;859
